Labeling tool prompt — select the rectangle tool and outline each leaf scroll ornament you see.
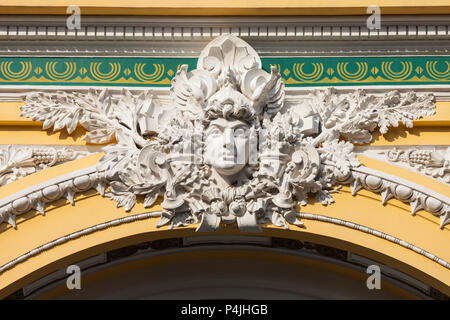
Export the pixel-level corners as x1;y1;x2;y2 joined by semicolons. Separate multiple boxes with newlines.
312;88;435;145
21;89;149;147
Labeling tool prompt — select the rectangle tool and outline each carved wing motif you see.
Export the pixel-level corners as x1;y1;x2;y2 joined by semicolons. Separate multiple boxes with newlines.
170;65;217;118
242;66;285;117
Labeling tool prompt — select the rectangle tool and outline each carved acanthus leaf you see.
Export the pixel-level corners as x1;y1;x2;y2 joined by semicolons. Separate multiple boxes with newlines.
312;88;435;145
319;140;360;177
21;89;149;147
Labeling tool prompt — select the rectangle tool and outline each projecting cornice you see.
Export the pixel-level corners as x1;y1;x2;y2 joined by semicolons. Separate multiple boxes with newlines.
0;15;449;55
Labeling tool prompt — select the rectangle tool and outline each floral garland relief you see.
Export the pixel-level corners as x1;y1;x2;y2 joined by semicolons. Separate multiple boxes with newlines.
21;35;442;232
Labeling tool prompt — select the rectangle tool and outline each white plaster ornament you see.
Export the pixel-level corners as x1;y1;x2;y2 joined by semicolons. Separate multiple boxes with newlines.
383;147;450;183
17;35;448;232
0;146;91;186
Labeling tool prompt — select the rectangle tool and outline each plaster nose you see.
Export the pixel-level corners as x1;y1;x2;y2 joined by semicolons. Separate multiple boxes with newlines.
224;128;235;148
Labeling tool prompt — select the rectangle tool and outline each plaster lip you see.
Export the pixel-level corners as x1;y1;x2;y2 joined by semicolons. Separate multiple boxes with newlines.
220;151;236;162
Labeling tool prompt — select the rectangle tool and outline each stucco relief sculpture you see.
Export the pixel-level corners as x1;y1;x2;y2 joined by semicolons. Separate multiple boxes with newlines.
384;147;450;183
0;146;91;186
16;35;450;232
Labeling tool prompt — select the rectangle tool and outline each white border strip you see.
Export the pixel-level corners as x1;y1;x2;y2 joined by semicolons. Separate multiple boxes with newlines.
1;210;448;276
0;165;97;208
0;211;162;275
352;165;450;204
1;86;450;101
297;212;450;269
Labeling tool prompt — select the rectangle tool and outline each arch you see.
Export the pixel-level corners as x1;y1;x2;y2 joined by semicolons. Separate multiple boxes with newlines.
0;161;448;297
32;246;425;299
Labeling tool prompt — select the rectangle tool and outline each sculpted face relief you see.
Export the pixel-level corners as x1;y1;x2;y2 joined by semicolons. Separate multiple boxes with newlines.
204;117;250;177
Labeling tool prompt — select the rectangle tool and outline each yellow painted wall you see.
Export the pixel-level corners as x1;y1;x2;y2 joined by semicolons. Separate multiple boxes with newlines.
1;0;450;15
1;100;449;146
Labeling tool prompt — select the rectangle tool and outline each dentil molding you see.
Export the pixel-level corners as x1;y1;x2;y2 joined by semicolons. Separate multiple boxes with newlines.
0;16;449;56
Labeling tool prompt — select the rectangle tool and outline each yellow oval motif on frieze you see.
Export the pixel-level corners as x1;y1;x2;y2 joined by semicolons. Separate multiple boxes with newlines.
336;62;368;81
292;62;324;81
0;61;32;80
133;63;165;82
90;62;121;81
45;61;77;81
381;61;412;80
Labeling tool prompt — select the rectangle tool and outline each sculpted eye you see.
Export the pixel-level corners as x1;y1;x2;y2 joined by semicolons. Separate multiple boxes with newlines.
208;127;221;136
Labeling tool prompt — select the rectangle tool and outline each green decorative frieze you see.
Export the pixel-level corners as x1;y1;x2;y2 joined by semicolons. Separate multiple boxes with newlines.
0;56;448;87
266;57;450;86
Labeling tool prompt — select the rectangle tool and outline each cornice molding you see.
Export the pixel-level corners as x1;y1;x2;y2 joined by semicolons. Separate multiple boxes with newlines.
0;16;449;56
1;23;448;41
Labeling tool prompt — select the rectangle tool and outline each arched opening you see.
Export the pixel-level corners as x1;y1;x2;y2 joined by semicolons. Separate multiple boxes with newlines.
13;236;444;300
